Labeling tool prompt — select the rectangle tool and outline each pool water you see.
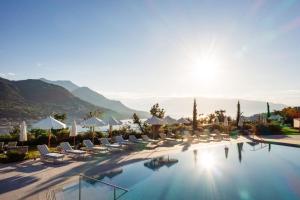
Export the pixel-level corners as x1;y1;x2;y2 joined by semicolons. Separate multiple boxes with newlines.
62;142;300;200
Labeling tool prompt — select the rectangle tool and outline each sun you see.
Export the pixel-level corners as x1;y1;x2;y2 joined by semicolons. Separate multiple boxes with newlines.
188;52;221;83
193;56;219;79
200;152;215;170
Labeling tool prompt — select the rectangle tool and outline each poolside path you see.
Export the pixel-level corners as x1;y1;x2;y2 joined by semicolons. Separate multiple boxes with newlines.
0;137;249;200
252;135;300;147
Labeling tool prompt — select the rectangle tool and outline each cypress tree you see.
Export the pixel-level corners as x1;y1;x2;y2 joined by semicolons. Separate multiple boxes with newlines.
267;102;271;118
192;98;198;132
236;101;241;127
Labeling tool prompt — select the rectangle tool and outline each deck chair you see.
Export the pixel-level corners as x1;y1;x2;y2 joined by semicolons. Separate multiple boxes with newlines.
129;135;148;144
7;141;17;150
37;144;64;163
115;135;133;145
82;140;105;152
99;138;122;150
141;135;157;143
60;142;86;158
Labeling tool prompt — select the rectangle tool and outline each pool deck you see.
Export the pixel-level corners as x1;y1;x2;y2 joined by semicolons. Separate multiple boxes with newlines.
1;135;299;200
252;135;300;147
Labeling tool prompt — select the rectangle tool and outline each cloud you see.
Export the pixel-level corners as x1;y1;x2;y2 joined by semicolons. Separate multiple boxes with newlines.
7;72;15;76
0;72;16;79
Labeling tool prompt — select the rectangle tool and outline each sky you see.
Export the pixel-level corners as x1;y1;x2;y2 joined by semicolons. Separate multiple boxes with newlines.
0;0;300;106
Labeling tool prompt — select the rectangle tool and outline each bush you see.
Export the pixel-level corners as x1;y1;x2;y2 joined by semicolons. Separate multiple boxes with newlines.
255;124;282;135
5;150;26;163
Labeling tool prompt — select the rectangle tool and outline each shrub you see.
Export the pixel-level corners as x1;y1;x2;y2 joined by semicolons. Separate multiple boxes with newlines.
6;150;26;162
255;124;282;135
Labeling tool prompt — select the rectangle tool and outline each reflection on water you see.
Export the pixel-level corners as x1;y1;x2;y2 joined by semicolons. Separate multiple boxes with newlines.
248;142;268;152
63;142;300;200
84;168;124;185
95;168;123;180
224;146;229;159
193;149;198;166
237;142;243;163
144;156;179;171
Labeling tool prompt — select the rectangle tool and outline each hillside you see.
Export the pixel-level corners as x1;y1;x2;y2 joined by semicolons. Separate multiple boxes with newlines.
72;87;149;118
0;77;121;122
41;78;149;118
40;78;79;92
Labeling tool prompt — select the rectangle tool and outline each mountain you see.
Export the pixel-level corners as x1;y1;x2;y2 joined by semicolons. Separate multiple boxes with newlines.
119;97;287;118
72;87;149;118
40;78;149;118
40;78;79;92
0;77;121;123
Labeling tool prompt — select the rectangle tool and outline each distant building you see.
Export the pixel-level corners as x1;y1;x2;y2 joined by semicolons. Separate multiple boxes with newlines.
269;114;283;122
294;118;300;128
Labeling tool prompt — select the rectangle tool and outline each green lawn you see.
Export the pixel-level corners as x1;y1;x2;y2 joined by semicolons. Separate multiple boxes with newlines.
281;125;299;135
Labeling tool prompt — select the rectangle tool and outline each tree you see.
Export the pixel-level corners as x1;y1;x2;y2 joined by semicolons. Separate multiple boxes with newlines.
215;110;226;122
281;107;300;125
85;110;102;119
267;102;271;118
192;99;198;132
132;113;149;134
150;103;165;118
133;113;144;133
208;113;216;123
236;101;241;127
53;113;66;122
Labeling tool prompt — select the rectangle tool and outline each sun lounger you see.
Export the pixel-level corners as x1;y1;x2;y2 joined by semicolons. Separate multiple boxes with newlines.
196;130;209;142
99;138;122;150
159;133;176;141
221;133;230;140
37;144;64;163
60;142;86;158
6;141;17;150
129;135;148;144
115;135;134;145
82;140;105;152
182;130;193;140
141;135;157;143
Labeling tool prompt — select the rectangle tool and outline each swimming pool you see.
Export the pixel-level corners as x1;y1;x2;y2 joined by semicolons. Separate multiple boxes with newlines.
61;142;300;200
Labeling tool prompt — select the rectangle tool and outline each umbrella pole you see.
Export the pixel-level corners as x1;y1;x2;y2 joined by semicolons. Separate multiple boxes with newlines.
92;126;95;143
48;129;51;147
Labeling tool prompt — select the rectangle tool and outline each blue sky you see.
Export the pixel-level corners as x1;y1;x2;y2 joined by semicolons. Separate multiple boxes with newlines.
0;0;300;105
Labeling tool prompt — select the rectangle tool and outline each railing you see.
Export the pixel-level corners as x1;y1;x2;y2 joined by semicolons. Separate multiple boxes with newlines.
79;174;129;200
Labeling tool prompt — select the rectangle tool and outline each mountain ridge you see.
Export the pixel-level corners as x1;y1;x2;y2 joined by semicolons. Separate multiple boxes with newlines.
0;77;123;123
119;96;288;118
40;78;149;118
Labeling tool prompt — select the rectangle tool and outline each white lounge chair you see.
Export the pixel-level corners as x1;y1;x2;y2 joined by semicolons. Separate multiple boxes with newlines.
129;135;148;144
82;140;105;152
99;138;122;150
159;133;176;141
115;135;133;145
37;144;64;163
141;135;157;143
60;142;86;158
6;141;17;150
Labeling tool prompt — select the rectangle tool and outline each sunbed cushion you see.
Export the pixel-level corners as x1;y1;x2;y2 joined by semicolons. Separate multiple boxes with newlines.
45;153;64;158
66;150;85;154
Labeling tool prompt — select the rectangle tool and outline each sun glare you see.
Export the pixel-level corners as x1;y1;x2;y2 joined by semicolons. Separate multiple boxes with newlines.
200;152;215;170
187;51;222;84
